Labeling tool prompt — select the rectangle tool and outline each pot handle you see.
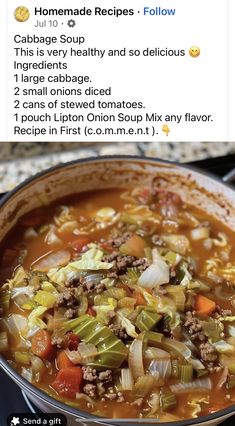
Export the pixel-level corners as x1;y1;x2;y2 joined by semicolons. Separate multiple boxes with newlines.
222;169;235;183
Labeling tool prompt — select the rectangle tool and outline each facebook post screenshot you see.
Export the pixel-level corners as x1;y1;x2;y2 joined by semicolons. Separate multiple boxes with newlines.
0;1;235;426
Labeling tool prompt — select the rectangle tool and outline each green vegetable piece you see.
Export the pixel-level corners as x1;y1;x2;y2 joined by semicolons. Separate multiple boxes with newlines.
164;251;181;265
103;288;127;300
136;310;162;332
145;330;163;345
14;351;30;365
58;315;128;369
226;377;235;389
178;363;193;383
196;369;209;378
202;321;221;342
0;290;10;312
125;268;140;284
171;359;179;378
34;290;57;308
160;391;177;410
228;364;235;375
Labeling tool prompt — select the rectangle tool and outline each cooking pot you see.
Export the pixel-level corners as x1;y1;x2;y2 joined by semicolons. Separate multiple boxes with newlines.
1;155;235;426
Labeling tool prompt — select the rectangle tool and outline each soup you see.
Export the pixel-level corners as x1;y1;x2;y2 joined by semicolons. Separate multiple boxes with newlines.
1;184;235;421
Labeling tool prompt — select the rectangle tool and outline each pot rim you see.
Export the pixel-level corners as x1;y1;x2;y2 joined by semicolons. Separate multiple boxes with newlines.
0;154;235;426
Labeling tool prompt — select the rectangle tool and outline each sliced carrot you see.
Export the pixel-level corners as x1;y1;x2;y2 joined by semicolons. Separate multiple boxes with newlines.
31;330;55;360
56;350;74;369
134;291;147;306
195;294;216;315
70;237;90;252
52;367;83;398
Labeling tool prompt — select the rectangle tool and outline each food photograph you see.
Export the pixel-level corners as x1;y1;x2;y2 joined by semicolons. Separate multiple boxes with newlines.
1;142;235;426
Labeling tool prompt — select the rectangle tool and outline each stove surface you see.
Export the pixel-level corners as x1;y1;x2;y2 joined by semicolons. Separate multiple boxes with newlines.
1;155;235;425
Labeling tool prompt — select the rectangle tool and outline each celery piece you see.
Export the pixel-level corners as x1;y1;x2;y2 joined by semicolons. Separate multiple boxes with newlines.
171;359;179;378
77;295;88;316
14;351;30;365
136;310;162;332
134;375;157;397
166;286;185;312
202;321;220;342
0;290;10;312
228;364;235;375
144;247;152;261
41;281;58;293
58;315;128;369
160;391;177;410
121;268;140;285
118;297;136;309
145;330;163;345
178;363;193;383
103;288;127;300
226;377;235;389
196;369;209;378
164;251;181;266
34;290;57;308
0;331;8;352
21;300;37;310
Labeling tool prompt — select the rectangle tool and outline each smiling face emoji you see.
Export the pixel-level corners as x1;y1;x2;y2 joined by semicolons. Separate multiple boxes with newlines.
189;46;200;58
14;6;30;22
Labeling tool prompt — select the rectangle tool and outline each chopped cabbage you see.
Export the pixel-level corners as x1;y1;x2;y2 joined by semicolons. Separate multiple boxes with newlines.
48;244;113;285
117;312;138;338
28;306;48;335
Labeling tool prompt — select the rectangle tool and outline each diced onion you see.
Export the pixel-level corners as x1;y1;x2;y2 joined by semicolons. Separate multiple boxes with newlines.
216;367;229;390
128;337;145;380
45;225;62;245
161;234;190;255
170;377;212;394
65;349;82;365
1;314;28;338
163;338;191;361
11;286;34;308
134;375;158;397
78;343;98;363
190;227;210;241
32;249;71;272
138;261;169;288
0;331;8;352
144;347;170;360
96;207;116;221
31;355;45;373
24;227;38;240
21;367;33;383
149;359;172;379
121;368;134;391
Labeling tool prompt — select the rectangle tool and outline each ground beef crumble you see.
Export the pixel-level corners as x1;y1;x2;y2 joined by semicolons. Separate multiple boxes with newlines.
199;342;218;362
184;311;206;341
83;383;97;398
108;323;128;340
214;305;232;317
82;366;97;382
103;252;149;278
64;273;105;294
82;367;113;399
103;231;133;249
